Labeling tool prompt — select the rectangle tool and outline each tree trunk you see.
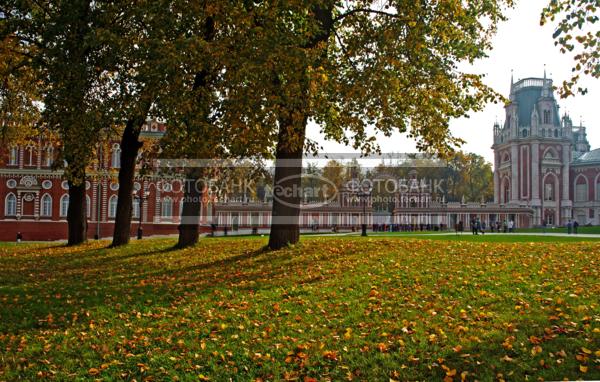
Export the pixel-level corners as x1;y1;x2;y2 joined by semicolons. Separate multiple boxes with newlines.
176;168;203;248
268;117;306;249
111;118;144;247
67;180;87;245
267;5;333;250
175;17;215;248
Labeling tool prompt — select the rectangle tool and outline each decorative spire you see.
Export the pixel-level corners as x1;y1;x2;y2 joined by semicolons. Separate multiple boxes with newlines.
509;69;515;100
543;64;546;80
541;65;552;98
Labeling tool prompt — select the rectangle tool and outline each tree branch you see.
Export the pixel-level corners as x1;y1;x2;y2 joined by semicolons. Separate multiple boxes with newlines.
333;8;411;23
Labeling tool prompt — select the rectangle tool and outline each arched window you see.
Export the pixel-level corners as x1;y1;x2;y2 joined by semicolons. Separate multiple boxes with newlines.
575;176;589;202
501;177;510;204
108;195;118;218
5;193;17;216
41;194;52;217
9;147;18;165
132;199;140;218
86;195;91;218
111;144;121;169
596;177;600;201
543;174;558;201
522;129;528;138
25;145;34;166
554;129;559;138
60;194;69;217
161;197;173;218
44;145;54;167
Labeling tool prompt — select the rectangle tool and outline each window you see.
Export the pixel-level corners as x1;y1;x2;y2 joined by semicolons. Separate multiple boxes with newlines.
60;194;69;217
161;197;173;218
132;199;140;219
575;181;588;202
544;183;554;201
44;145;53;167
86;195;91;218
9;147;18;165
41;194;52;217
111;144;121;168
543;110;551;124
108;195;118;218
541;128;545;137
25;145;34;166
522;129;528;138
596;180;600;201
5;193;17;216
554;129;559;138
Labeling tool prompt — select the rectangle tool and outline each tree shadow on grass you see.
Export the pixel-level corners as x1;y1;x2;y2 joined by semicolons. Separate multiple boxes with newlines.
0;241;281;333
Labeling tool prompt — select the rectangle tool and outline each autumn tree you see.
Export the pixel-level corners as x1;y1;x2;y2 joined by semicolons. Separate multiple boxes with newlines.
2;1;120;244
107;1;180;246
321;160;345;199
257;0;514;249
541;0;599;97
158;1;282;248
445;152;494;202
0;35;41;146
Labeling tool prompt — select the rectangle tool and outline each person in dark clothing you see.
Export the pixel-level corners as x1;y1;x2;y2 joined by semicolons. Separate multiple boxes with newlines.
471;218;478;235
573;220;579;234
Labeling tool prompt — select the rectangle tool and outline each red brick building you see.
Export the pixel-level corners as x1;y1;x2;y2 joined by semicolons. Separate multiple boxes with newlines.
0;120;374;241
492;74;599;226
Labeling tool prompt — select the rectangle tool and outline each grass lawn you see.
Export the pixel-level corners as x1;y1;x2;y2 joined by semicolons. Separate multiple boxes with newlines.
0;237;599;381
367;233;600;243
518;226;600;234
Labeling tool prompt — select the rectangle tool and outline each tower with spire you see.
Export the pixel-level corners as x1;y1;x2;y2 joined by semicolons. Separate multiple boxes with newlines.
491;70;591;226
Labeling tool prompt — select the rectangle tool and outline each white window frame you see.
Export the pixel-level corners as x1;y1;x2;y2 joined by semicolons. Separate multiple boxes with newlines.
41;194;52;217
9;147;18;165
5;193;17;216
111;144;121;169
60;194;69;217
86;195;91;218
161;197;173;218
108;195;118;218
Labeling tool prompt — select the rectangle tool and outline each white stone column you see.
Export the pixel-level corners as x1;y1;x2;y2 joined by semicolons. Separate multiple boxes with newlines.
510;144;519;202
562;144;570;200
531;142;540;201
493;152;500;203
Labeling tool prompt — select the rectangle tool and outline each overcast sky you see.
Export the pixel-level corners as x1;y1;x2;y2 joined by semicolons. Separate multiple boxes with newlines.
306;0;599;165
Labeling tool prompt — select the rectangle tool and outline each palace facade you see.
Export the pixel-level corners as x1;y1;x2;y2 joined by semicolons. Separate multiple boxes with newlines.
492;74;599;226
0;73;597;241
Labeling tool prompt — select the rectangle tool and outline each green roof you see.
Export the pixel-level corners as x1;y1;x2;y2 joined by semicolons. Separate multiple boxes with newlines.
573;148;600;165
